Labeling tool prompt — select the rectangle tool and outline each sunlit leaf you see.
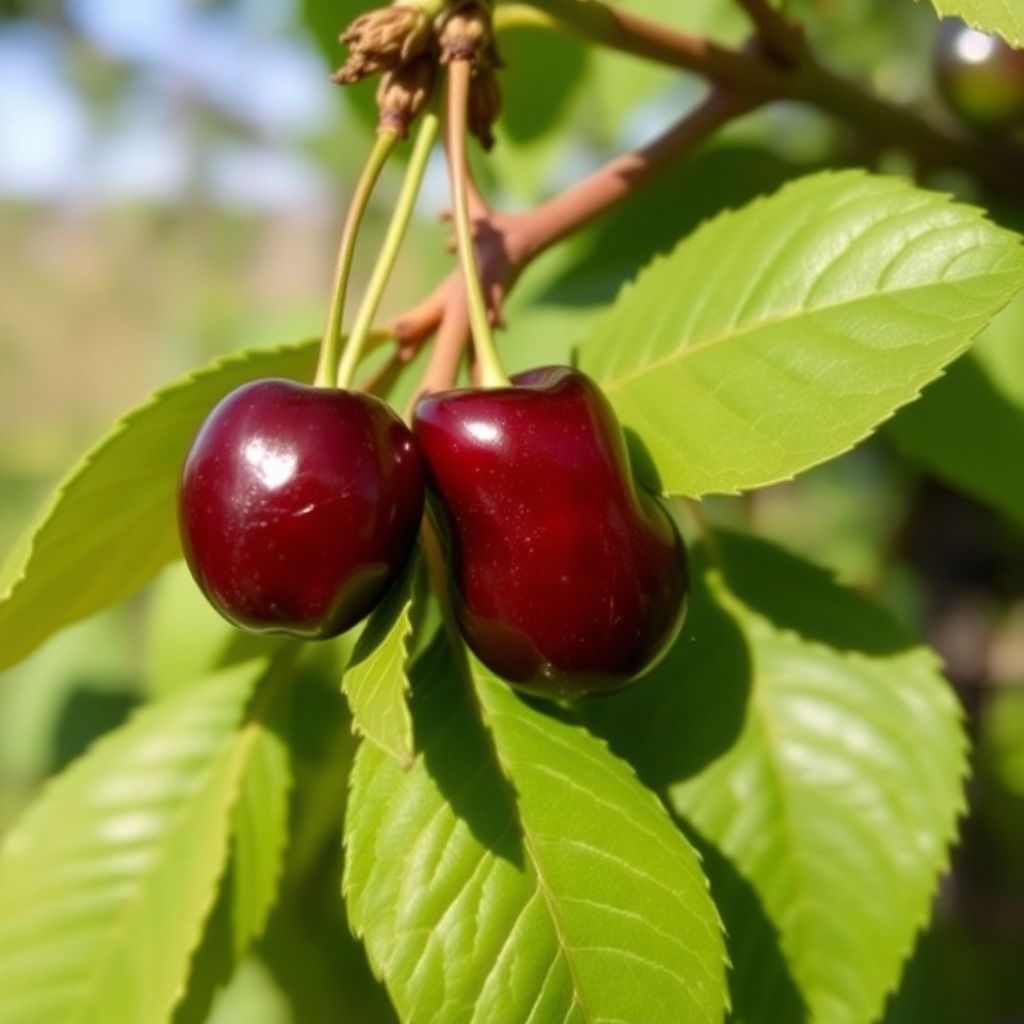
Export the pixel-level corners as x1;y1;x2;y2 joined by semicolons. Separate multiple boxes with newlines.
0;340;318;673
345;632;727;1023
0;656;292;1024
577;171;1024;496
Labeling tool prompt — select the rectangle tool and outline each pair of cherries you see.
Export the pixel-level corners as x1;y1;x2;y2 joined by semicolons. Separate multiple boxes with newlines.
179;368;687;695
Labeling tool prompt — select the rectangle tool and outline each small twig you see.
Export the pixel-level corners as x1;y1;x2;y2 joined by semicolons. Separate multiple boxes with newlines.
509;88;755;264
391;88;753;354
505;0;1024;193
379;0;1023;399
733;0;804;63
510;0;788;94
407;290;471;410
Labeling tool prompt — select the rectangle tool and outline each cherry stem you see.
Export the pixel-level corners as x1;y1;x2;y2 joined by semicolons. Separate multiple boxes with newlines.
392;88;749;356
315;130;398;389
446;58;510;389
338;112;440;390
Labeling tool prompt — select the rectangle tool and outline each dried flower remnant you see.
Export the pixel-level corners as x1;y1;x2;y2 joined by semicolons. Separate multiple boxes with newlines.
334;3;433;84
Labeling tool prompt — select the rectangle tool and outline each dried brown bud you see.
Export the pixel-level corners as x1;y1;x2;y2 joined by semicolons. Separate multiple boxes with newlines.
376;55;437;137
468;63;501;150
439;4;490;64
333;3;432;85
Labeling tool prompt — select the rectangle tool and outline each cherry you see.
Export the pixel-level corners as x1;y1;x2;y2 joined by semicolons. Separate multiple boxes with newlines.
934;19;1024;128
179;379;424;638
414;366;688;696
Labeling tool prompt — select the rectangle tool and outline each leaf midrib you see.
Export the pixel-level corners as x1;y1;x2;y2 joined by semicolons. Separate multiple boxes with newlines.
460;660;593;1023
597;263;1019;393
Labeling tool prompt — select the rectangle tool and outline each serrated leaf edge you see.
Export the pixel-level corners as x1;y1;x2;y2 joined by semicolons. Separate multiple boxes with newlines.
343;639;731;1023
0;338;318;609
701;558;971;1019
578;168;1024;498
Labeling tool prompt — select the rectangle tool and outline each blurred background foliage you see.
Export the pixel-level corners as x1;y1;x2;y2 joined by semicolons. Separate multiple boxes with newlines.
0;0;1022;1021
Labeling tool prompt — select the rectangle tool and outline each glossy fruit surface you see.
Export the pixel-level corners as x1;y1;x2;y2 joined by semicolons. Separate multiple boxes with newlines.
934;19;1024;127
180;378;423;638
414;366;687;696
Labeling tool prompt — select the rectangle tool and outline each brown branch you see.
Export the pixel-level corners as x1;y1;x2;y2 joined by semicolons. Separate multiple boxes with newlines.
790;59;1024;192
390;88;751;391
515;0;1024;193
382;0;1023;399
733;0;805;64
511;89;756;264
410;290;470;406
501;0;789;96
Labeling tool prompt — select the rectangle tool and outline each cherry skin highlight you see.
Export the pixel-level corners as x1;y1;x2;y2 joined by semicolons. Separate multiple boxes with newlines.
414;366;688;696
179;378;424;638
934;19;1024;128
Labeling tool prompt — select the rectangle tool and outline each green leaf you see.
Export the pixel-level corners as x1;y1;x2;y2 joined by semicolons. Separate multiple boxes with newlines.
888;291;1024;527
145;562;284;700
173;706;292;1024
229;705;291;959
922;0;1024;46
585;533;969;1024
284;646;360;881
343;553;420;767
981;686;1024;801
344;632;727;1024
0;656;289;1024
262;879;398;1024
0;338;318;674
496;27;589;143
576;170;1024;497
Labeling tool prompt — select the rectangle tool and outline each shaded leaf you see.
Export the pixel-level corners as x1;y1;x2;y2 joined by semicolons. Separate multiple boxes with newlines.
888;291;1024;527
496;26;589;143
576;170;1024;496
345;631;726;1024
145;562;283;701
0;339;318;673
586;533;969;1024
229;705;291;958
262;825;398;1024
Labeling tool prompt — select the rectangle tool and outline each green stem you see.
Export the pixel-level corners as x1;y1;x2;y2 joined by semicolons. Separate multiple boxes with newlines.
446;59;509;388
339;113;440;390
315;131;398;388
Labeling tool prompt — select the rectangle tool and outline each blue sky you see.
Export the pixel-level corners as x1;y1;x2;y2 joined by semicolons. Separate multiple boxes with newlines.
0;0;338;208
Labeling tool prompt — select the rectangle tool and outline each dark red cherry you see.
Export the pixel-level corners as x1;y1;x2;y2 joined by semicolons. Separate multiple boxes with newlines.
413;366;688;696
934;19;1024;128
179;379;424;638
